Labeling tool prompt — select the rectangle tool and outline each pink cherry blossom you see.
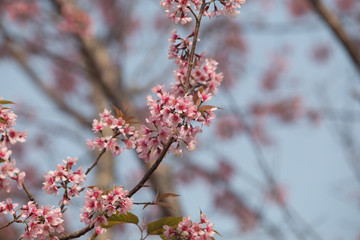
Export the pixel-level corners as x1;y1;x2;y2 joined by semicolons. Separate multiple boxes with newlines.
43;157;86;205
87;109;138;156
20;202;64;240
80;186;133;233
163;213;215;239
0;198;18;215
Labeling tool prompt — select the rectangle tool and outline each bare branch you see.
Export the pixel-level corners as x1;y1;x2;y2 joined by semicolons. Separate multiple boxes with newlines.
127;138;175;198
58;224;94;240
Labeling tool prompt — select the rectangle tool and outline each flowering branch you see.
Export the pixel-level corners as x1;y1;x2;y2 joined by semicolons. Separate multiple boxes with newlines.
0;1;247;239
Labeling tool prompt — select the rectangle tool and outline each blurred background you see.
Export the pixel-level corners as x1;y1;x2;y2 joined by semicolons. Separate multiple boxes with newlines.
1;0;360;239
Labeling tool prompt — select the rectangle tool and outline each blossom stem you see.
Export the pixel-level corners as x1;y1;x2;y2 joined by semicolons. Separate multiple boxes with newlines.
184;0;207;94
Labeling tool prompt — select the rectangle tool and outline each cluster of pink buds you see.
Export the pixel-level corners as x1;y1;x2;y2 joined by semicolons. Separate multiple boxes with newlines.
160;0;246;23
163;213;215;239
42;157;86;205
80;186;133;230
0;99;26;192
20;202;64;240
160;0;201;24
87;109;138;156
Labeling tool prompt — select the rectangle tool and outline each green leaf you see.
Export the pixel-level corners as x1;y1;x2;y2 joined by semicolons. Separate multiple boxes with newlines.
0;100;14;105
0;157;5;163
147;216;183;235
101;212;139;228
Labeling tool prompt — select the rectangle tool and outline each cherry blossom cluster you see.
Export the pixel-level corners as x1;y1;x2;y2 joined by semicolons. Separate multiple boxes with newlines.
42;156;86;205
168;29;223;98
0;199;64;240
136;85;203;161
80;186;133;232
163;213;215;239
172;57;223;100
160;0;246;24
0;158;25;192
58;2;93;37
87;109;138;156
0;198;18;216
20;202;64;240
0;100;26;192
168;29;194;63
160;0;200;24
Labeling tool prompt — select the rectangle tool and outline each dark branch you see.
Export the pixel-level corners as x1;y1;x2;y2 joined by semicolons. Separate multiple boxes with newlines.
127;138;175;198
308;0;360;77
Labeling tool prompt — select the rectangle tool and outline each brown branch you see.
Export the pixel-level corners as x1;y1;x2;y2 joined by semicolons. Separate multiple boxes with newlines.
58;224;94;240
127;138;175;198
307;0;360;76
85;148;107;175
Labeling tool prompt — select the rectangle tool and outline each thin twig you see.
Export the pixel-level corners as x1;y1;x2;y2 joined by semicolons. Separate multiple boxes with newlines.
0;216;20;230
85;148;107;175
